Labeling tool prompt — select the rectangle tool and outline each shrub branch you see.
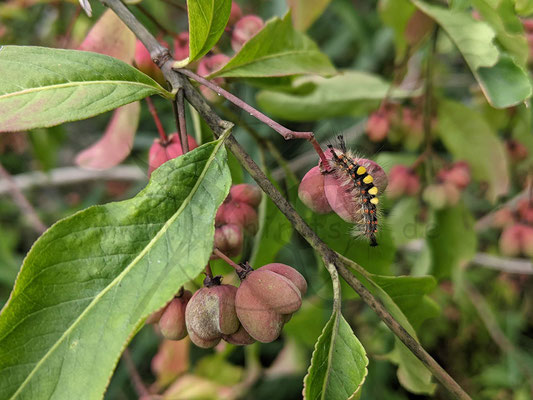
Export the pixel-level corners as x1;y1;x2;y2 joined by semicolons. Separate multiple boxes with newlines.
98;1;472;398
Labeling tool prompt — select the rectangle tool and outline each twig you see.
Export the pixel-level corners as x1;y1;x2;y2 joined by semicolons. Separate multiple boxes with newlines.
204;263;213;279
145;97;168;142
217;104;299;183
0;166;145;195
403;240;533;275
174;68;313;140
97;2;472;398
177;89;189;153
122;348;150;398
179;74;472;400
213;248;244;272
170;96;183;149
0;162;47;234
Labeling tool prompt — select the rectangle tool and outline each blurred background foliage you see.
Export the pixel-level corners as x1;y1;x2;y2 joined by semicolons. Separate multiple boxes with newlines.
1;0;533;399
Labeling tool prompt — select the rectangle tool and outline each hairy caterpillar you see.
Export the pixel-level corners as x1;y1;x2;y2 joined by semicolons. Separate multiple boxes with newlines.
325;136;380;246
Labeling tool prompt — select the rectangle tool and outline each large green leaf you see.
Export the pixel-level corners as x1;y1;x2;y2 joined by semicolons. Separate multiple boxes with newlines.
0;135;232;400
0;46;170;132
176;0;231;66
412;0;532;108
427;203;477;279
303;311;368;400
303;264;368;400
210;13;335;78
437;100;509;201
472;0;528;68
342;260;437;394
256;72;409;121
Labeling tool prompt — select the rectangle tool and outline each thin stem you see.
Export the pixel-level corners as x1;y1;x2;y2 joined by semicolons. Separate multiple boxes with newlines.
177;89;189;153
97;2;473;397
175;68;313;141
204;263;213;278
145;97;168;142
0;162;47;234
217;104;299;183
180;75;472;400
122;348;150;397
170;97;183;149
213;248;244;272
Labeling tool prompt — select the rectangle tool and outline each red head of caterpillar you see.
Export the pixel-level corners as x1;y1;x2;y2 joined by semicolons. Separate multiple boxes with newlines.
321;136;387;247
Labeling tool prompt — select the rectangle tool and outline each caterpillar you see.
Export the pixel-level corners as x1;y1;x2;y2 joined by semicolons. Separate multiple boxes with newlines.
325;136;380;247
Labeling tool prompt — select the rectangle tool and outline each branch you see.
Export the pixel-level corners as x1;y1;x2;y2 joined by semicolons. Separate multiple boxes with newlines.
98;1;472;398
175;68;312;141
0;166;145;195
179;75;472;400
0;162;47;234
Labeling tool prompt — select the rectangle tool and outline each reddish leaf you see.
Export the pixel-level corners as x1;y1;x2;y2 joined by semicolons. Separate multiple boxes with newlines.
75;102;140;170
78;9;136;63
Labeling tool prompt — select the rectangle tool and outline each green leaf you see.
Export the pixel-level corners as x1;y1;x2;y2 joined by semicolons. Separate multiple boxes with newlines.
515;0;533;16
178;0;231;66
256;72;409;121
412;0;499;69
287;0;332;31
472;0;528;68
303;311;369;400
427;203;477;279
210;13;336;78
437;100;509;201
412;0;532;108
476;54;533;109
0;135;232;400
342;261;437;394
0;46;170;132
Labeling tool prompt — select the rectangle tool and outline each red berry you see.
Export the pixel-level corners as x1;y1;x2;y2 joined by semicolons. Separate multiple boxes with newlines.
231;15;264;52
230;184;262;208
518;199;533;225
298;166;332;214
148;134;198;176
228;2;243;27
366;111;389;142
197;54;231;102
214;223;243;257
235;264;306;343
158;291;192;341
499;224;524;257
438;162;470;190
185;284;240;348
219;201;258;234
387;165;419;198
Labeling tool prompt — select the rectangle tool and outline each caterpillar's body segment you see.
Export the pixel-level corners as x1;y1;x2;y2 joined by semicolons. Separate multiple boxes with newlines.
326;138;380;246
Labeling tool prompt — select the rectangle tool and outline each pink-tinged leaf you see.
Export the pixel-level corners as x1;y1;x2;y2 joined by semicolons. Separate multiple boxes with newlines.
78;9;136;63
75;102;140;170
